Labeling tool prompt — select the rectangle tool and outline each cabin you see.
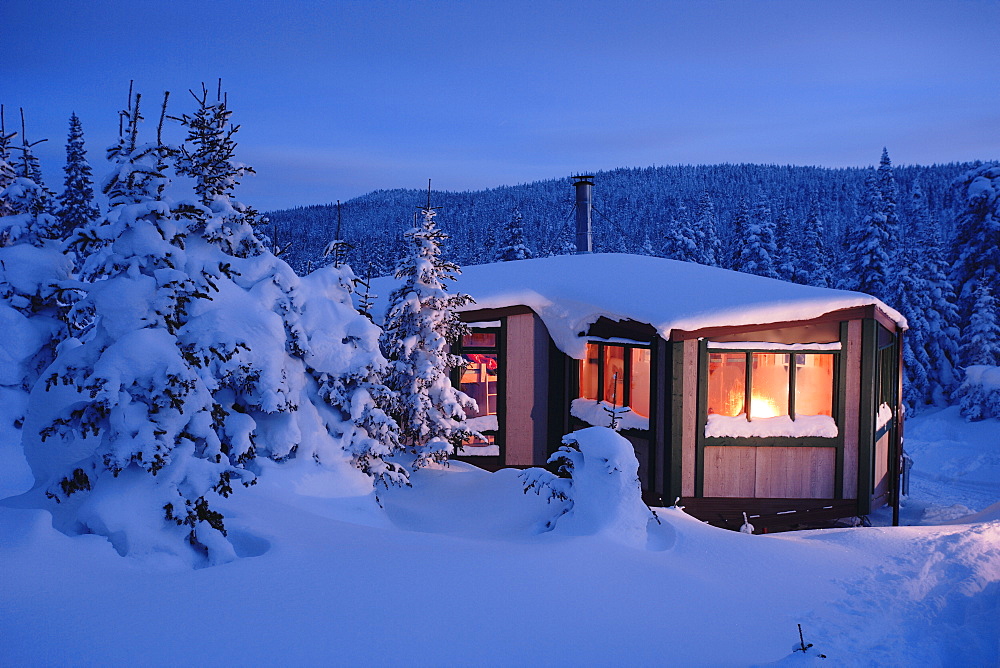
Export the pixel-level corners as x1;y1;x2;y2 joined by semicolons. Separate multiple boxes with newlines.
447;252;906;532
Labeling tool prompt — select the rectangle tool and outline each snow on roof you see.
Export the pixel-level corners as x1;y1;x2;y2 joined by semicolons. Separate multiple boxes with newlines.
371;253;905;359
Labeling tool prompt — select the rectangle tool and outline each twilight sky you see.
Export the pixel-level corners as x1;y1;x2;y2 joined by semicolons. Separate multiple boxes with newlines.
2;0;998;212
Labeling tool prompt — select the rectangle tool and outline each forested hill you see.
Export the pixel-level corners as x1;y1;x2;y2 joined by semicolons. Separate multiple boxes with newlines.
264;161;978;277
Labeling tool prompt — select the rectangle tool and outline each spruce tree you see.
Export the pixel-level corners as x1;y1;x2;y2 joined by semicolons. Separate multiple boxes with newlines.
732;194;779;279
773;206;799;282
797;203;830;287
692;191;722;266
0;107;18;218
877;147;901;260
662;202;698;262
496;207;533;261
950;163;1000;356
961;280;1000;367
174;82;266;258
841;171;892;301
726;198;751;269
381;195;478;468
56;113;100;240
910;182;960;402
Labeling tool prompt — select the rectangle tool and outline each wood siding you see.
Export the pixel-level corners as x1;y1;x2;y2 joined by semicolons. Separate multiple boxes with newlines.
873;431;890;505
703;446;755;497
682;338;698;497
843;319;862;499
702;446;835;498
504;313;549;465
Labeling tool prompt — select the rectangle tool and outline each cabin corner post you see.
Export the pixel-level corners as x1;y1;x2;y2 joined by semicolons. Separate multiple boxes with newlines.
650;337;669;501
834;321;849;499
891;326;905;526
668;340;686;502
694;338;709;498
857;318;878;517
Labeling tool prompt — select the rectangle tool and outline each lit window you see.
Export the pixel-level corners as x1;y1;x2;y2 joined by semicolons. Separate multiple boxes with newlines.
460;352;498;418
795;353;834;417
457;328;501;451
578;342;651;419
707;349;835;422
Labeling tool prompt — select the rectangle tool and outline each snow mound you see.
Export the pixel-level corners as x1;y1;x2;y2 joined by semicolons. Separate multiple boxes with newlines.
522;426;656;548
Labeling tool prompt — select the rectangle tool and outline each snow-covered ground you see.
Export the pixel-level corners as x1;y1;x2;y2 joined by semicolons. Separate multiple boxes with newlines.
2;409;998;666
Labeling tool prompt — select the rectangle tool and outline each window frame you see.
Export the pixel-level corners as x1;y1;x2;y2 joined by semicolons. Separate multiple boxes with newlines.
453;325;504;455
706;348;839;423
578;340;652;421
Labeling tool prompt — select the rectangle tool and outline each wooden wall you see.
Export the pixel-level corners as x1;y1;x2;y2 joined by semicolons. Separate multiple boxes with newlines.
504;312;550;466
681;338;698;497
873;431;890;505
702;446;836;498
843;319;862;499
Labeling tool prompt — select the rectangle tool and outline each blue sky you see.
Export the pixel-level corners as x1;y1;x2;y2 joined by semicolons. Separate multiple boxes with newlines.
2;0;998;211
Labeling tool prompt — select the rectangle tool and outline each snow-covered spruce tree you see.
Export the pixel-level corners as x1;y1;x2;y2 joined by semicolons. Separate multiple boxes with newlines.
840;171;892;301
950;163;1000;358
961;280;1000;368
14;111;55;214
23;91;266;565
726;198;751;269
662;202;698;262
732;194;779;279
0;114;76;452
692;191;722;266
496;207;533;261
774;207;800;282
381;201;478;468
0;108;18;218
796;203;830;287
173;82;267;259
56;113;100;241
876;148;901;260
955;281;1000;421
173;83;406;492
910;181;960;402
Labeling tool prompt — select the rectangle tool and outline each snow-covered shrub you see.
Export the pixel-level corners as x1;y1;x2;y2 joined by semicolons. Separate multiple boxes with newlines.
955;366;1000;421
521;426;653;547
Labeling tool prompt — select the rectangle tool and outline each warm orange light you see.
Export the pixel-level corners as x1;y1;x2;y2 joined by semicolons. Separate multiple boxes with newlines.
750;393;782;419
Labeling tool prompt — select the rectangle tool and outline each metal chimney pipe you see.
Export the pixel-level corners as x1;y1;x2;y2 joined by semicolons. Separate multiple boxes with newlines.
572;174;594;254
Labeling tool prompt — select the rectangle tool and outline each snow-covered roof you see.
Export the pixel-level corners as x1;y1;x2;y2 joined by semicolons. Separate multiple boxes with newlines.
373;253;905;359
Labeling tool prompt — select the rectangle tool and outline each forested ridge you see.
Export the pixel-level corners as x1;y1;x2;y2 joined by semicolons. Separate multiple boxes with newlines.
266;160;975;276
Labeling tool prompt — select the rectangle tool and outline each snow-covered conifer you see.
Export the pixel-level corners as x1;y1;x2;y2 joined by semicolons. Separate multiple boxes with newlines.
496;207;533;261
877;148;901;259
0;107;18;218
774;207;799;282
174;82;266;258
56;113;100;240
381;199;478;468
0;111;76;439
797;204;830;287
726;198;751;269
662;202;698;262
961;280;1000;367
910;182;960;401
732;194;779;279
692;191;721;266
950;163;1000;354
841;171;892;301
